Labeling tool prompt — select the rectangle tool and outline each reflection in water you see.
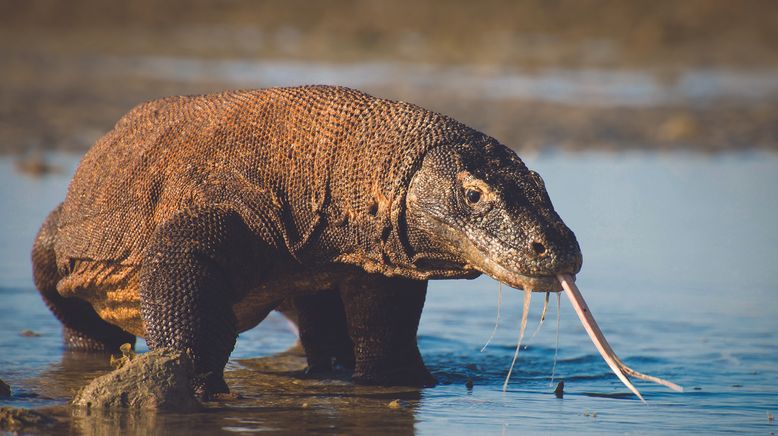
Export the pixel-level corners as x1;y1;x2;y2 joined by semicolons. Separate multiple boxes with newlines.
1;151;777;434
33;351;114;402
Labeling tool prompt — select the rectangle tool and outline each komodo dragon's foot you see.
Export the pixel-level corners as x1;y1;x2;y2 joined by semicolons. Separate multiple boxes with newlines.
192;373;232;401
279;290;356;378
303;356;356;377
352;358;437;387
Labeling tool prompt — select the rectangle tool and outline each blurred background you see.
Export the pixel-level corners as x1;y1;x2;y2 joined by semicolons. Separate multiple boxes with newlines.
1;1;777;434
2;0;778;156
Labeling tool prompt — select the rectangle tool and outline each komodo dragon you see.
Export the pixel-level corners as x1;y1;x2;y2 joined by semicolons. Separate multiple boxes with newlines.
32;85;582;399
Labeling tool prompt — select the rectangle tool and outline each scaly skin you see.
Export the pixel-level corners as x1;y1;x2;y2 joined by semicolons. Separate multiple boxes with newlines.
31;85;582;399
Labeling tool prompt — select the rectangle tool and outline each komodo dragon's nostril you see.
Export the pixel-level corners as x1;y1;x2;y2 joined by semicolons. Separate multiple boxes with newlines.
531;241;546;255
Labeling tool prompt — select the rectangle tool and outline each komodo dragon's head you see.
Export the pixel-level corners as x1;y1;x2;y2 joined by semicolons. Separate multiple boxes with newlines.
406;142;582;292
404;140;682;401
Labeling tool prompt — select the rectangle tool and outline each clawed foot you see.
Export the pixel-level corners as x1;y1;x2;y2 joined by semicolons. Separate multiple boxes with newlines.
192;373;231;402
352;365;437;388
303;357;355;379
304;356;435;387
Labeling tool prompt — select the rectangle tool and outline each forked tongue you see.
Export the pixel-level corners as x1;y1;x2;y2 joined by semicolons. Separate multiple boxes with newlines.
557;274;683;402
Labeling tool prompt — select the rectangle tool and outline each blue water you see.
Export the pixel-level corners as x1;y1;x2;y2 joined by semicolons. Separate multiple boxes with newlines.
1;151;777;434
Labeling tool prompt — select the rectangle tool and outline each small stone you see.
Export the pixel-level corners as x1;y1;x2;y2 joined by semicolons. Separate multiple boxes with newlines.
14;152;59;177
19;330;41;337
72;348;201;412
554;381;564;398
0;379;10;397
657;113;698;142
301;402;309;408
387;399;401;409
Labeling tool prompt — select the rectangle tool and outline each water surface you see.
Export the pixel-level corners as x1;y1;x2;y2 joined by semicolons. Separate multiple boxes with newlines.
1;151;776;434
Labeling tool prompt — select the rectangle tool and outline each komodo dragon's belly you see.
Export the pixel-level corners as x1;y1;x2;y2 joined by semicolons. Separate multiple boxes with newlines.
56;260;353;338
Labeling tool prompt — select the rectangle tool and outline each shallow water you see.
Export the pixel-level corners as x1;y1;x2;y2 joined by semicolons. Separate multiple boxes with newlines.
1;151;777;434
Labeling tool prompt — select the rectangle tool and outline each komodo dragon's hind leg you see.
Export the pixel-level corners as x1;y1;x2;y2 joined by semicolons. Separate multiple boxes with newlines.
32;204;135;352
139;207;266;400
340;274;436;387
279;290;355;375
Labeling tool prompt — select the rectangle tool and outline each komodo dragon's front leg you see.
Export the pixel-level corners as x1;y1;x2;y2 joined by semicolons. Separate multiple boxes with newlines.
340;274;436;387
139;206;268;399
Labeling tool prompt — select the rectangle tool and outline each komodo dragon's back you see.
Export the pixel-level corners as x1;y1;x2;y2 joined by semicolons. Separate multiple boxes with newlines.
56;86;481;265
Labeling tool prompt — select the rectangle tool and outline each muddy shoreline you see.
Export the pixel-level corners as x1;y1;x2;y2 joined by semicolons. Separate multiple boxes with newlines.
2;0;778;155
2;52;777;156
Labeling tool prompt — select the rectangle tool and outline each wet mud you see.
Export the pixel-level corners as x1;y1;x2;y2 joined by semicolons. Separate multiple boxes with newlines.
6;350;423;434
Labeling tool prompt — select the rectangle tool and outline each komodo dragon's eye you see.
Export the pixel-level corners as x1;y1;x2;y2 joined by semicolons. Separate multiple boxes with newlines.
465;188;482;205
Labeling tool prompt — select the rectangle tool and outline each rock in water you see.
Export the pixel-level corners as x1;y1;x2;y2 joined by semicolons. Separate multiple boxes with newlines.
0;378;10;397
72;348;201;411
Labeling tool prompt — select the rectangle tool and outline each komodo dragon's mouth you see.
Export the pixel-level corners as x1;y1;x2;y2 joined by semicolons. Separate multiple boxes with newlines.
470;253;567;292
448;225;571;292
422;213;571;291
